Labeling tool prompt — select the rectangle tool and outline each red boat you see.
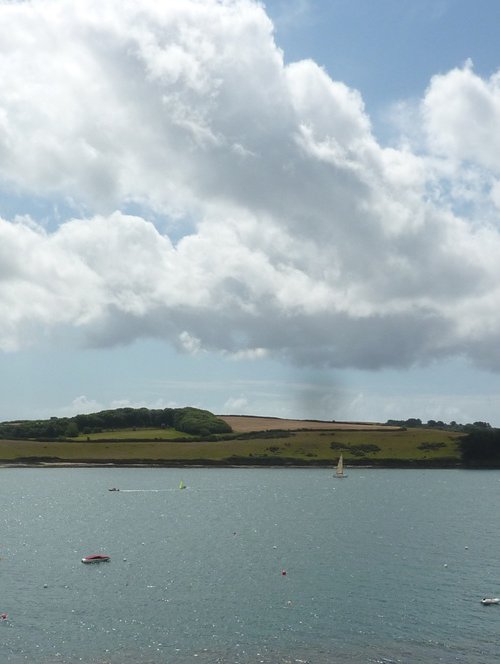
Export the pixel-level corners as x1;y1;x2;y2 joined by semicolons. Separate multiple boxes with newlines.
81;554;111;564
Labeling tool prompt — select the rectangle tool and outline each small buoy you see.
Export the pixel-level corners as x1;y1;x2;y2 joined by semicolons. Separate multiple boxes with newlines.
281;570;287;576
443;564;448;568
43;584;48;588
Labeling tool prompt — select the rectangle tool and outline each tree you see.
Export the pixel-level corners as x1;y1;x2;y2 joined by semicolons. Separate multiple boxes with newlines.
460;428;500;466
65;422;79;438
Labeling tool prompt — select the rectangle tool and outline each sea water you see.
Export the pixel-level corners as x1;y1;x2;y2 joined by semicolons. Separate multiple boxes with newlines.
0;467;499;663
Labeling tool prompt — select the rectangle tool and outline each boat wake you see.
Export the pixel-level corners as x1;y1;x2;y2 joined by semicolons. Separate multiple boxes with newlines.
117;489;177;492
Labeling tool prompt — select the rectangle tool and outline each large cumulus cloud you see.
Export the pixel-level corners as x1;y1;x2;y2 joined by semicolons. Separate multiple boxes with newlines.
1;0;500;370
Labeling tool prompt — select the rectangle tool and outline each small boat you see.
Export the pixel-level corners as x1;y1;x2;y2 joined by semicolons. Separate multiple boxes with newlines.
481;597;500;605
81;554;111;564
334;454;347;478
108;488;119;491
179;480;186;490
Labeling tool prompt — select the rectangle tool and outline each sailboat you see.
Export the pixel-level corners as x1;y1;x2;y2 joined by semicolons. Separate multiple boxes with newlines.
179;480;186;490
334;454;347;478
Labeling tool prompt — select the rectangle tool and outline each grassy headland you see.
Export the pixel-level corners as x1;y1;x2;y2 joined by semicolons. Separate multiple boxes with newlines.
0;411;466;467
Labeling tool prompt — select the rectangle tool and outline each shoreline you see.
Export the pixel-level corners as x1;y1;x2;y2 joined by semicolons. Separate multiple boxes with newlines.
0;460;468;469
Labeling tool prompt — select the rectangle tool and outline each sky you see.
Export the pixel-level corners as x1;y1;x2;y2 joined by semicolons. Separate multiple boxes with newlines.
2;0;500;425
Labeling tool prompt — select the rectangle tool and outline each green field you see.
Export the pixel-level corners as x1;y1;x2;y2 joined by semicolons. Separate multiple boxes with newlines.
0;427;464;466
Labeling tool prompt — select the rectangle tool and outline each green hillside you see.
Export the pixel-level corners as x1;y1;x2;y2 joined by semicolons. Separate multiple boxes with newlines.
2;407;498;467
0;421;464;466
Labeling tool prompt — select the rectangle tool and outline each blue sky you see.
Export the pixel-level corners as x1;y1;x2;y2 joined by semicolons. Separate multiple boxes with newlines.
1;0;500;425
268;0;500;108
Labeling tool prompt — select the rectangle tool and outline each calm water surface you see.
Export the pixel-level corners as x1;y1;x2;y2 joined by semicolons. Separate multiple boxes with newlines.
1;467;499;663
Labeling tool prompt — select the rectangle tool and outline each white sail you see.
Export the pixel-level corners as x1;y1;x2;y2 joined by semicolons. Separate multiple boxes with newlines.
335;454;346;478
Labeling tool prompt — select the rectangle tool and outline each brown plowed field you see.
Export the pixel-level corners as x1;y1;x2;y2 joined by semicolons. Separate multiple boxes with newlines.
219;415;399;433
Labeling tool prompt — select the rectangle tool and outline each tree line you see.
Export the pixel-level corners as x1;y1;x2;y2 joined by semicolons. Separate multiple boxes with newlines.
458;428;500;467
386;418;492;432
0;406;232;440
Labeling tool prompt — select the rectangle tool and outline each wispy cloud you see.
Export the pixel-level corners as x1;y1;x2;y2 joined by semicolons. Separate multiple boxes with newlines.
266;0;314;31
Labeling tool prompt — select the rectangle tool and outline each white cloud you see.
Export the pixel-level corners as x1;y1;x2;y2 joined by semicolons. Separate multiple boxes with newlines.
227;348;269;361
59;395;103;416
223;396;250;413
178;331;202;355
422;60;500;174
0;1;500;371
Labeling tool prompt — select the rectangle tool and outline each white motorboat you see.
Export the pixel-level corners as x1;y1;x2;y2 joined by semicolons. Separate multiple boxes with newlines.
481;597;500;605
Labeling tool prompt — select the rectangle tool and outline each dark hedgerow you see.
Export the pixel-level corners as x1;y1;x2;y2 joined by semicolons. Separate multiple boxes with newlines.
329;442;381;456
